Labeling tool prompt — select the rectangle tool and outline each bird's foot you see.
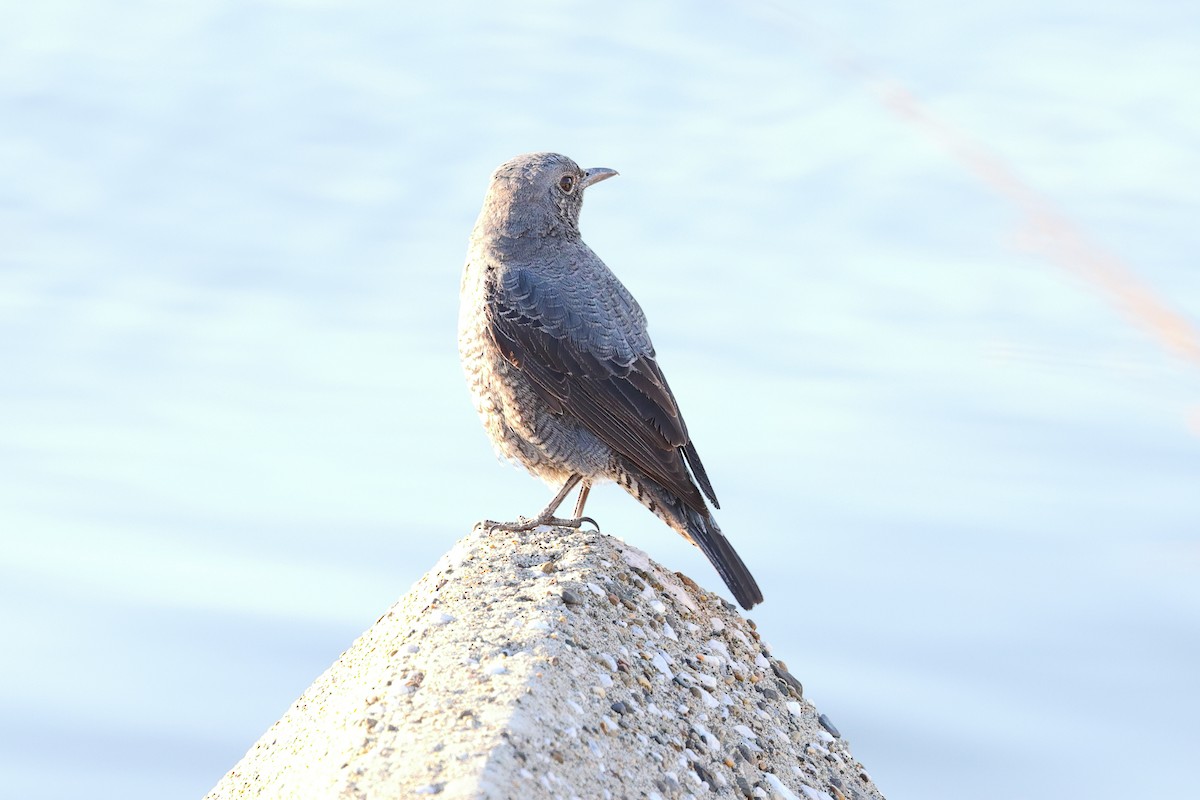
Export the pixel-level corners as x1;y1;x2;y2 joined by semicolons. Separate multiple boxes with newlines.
480;514;600;533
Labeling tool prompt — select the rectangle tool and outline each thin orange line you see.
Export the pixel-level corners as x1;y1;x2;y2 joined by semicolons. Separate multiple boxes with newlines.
871;79;1200;368
750;1;1200;370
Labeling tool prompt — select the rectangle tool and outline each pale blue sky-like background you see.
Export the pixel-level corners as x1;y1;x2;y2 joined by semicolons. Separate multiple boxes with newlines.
2;1;1198;798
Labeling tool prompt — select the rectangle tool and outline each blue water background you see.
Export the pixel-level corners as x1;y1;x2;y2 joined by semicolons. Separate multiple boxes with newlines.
2;2;1198;797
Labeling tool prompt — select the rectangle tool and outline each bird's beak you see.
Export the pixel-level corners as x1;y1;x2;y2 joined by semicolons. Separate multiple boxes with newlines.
581;167;619;189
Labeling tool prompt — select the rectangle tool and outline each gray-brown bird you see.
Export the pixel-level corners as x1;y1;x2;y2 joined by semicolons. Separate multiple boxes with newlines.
458;152;763;609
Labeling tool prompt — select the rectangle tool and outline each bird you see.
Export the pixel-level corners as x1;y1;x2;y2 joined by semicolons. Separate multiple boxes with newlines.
458;152;763;610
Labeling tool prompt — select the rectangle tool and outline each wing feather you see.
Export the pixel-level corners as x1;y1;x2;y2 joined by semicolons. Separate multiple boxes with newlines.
487;268;719;513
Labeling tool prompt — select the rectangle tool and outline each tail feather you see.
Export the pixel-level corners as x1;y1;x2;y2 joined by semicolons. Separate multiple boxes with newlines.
615;462;763;609
679;506;763;609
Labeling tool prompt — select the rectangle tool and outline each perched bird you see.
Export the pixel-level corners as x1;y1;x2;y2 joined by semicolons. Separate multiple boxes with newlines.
458;152;763;610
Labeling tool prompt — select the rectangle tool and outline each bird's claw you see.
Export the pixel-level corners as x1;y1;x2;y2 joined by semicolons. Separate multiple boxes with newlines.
477;514;600;534
540;515;600;532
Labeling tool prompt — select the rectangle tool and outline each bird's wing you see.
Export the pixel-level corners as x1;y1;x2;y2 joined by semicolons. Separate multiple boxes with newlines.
487;264;719;514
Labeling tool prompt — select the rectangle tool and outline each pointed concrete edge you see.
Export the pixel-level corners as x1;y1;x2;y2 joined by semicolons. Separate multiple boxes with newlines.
205;525;886;800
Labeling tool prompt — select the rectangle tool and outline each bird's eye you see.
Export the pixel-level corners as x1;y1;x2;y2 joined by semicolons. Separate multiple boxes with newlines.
558;174;576;193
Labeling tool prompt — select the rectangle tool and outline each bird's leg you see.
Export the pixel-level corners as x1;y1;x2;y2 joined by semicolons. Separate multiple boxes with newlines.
482;474;599;532
573;481;592;520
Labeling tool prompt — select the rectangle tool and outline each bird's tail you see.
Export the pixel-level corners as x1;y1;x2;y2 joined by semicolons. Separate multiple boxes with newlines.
614;463;763;610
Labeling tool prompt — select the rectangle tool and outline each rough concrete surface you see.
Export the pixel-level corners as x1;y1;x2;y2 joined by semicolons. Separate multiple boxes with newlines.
207;526;885;800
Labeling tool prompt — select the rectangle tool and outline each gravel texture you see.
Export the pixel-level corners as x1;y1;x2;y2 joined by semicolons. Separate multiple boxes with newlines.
206;525;886;800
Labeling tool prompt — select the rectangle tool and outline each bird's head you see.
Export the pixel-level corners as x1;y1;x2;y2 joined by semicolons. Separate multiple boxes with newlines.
478;152;618;240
